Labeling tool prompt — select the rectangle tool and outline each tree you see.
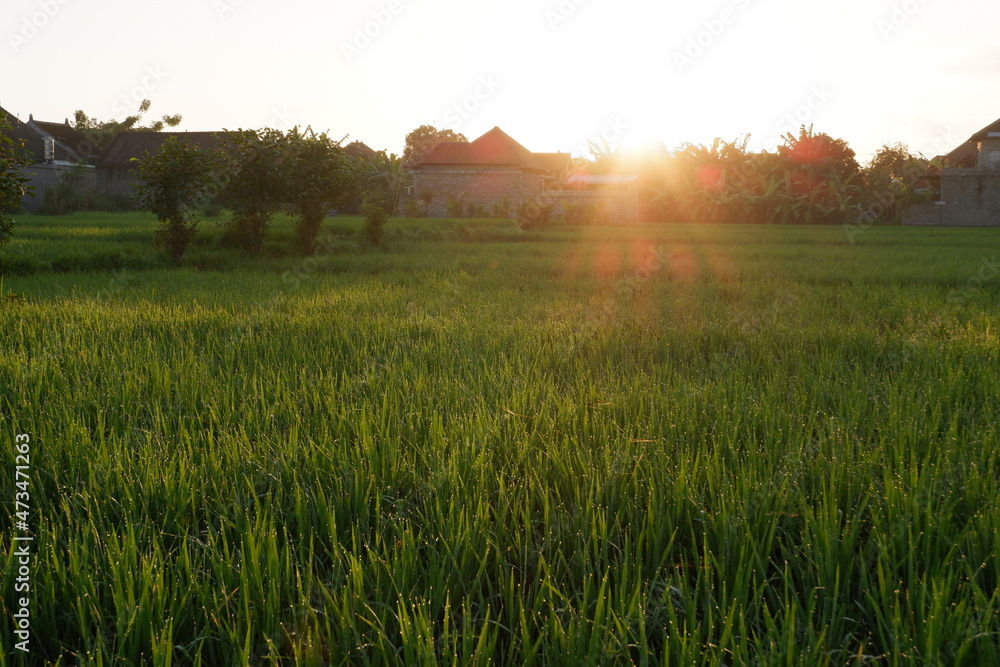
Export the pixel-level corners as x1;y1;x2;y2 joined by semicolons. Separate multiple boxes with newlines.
860;143;930;222
282;129;360;255
402;125;467;164
220;128;287;256
779;125;860;181
361;202;387;246
73;99;182;156
363;151;406;213
134;136;220;264
0;116;32;248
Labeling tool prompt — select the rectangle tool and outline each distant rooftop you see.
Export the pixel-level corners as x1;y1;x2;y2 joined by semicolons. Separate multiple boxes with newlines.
98;131;231;166
409;127;570;173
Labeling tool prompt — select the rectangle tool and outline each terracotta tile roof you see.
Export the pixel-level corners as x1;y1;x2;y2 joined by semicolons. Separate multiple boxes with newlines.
410;127;570;173
98;131;230;166
534;152;572;173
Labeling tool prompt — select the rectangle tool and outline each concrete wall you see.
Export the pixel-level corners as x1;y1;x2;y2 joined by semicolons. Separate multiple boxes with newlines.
410;166;640;222
97;165;139;201
902;201;945;226
938;169;1000;226
903;168;1000;227
20;163;96;213
978;137;1000;170
412;166;545;217
550;191;639;224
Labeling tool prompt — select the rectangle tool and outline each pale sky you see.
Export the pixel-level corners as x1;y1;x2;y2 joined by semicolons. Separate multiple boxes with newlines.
3;0;999;163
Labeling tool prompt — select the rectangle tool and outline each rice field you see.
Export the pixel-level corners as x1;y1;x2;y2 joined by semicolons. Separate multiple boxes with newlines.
0;213;998;665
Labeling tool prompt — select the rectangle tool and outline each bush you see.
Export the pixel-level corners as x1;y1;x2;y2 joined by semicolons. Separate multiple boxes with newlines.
445;194;466;219
516;198;556;230
489;196;511;219
466;202;486;218
361;202;387;246
561;201;598;225
403;199;423;218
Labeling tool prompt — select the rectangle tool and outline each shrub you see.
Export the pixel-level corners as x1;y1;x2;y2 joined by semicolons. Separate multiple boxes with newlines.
489;196;511;219
516;198;556;230
134;136;220;265
361;202;387;246
0;116;31;247
403;199;423;218
445;194;466;219
418;190;435;216
561;201;598;225
466;202;486;218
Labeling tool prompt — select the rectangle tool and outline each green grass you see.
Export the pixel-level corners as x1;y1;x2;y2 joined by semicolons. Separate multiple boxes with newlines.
1;214;998;665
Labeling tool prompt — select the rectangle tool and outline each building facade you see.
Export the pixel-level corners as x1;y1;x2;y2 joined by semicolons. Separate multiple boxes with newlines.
407;127;639;223
904;118;1000;226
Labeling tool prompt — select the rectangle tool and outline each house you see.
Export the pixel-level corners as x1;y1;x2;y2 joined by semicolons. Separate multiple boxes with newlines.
407;127;640;222
0;105;98;212
96;131;229;200
344;141;377;160
407;127;569;216
904;117;1000;226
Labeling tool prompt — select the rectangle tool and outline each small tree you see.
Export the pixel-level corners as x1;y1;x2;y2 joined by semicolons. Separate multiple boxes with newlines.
283;129;359;255
361;201;387;246
362;151;406;214
221;129;286;255
73;99;182;157
402;125;467;164
134;137;219;264
0;117;32;248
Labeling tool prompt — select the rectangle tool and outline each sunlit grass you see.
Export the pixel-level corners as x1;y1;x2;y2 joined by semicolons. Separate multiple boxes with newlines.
1;216;998;665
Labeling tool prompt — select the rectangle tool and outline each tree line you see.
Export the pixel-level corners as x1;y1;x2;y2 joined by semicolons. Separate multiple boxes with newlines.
588;126;932;226
0;110;938;264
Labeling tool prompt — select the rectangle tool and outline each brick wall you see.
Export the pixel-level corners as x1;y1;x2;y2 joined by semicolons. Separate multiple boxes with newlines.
903;169;1000;227
902;201;944;226
97;165;140;200
939;169;1000;226
412;166;543;216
